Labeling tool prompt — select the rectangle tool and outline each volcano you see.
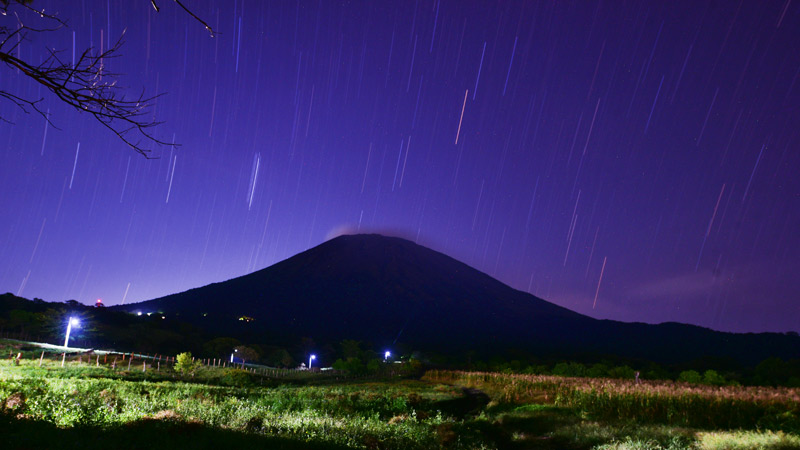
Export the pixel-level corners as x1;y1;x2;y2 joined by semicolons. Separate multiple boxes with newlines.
115;234;799;364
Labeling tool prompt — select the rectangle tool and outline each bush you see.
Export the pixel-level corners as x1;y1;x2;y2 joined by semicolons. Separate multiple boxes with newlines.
679;370;702;384
366;359;381;373
608;365;635;380
175;352;200;378
587;363;611;378
220;369;254;387
703;370;727;386
553;362;587;377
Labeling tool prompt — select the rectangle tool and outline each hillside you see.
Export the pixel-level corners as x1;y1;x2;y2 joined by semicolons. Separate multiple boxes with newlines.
114;234;800;364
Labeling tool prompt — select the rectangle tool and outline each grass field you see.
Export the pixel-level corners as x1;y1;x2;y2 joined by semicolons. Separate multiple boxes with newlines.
1;340;799;449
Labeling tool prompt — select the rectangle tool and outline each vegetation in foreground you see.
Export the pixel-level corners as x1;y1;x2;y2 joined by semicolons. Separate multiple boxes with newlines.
423;370;800;432
1;342;799;450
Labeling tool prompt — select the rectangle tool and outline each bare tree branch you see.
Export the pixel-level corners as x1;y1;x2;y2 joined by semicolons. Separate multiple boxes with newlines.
0;0;215;157
171;0;215;37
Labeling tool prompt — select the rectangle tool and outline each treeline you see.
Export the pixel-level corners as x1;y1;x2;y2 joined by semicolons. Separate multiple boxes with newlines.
2;293;798;386
458;356;800;387
0;294;417;375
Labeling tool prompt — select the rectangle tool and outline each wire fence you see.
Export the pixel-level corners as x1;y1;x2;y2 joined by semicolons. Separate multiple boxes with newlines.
1;336;398;383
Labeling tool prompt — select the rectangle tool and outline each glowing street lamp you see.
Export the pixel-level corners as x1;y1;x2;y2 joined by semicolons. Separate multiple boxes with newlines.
230;348;238;363
384;351;391;361
64;317;79;348
308;354;316;369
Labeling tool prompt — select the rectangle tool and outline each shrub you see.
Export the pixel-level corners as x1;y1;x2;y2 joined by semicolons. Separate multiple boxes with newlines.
553;362;587;377
703;370;727;386
678;370;702;384
608;365;635;380
220;369;253;387
175;352;200;378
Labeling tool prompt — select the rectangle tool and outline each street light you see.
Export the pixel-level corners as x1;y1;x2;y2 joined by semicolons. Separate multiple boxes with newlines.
384;351;391;361
308;354;316;369
230;348;238;363
64;317;79;348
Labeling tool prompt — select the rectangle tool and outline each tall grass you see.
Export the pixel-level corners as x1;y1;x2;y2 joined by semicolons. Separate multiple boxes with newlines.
1;360;480;449
423;370;800;432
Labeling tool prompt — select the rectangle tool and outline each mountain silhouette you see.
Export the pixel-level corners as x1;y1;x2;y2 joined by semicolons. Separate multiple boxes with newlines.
115;234;799;364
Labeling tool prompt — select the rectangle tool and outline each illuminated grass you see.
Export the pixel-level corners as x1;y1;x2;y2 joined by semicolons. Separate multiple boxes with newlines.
1;360;475;449
696;430;800;450
4;359;800;449
424;370;800;432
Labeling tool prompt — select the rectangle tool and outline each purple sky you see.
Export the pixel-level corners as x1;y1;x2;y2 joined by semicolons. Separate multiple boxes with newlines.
1;0;798;333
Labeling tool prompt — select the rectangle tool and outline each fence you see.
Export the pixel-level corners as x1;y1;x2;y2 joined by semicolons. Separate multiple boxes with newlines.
1;336;402;383
1;345;360;383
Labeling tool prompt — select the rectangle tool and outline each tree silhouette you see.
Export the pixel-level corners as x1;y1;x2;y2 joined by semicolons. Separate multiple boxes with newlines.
0;0;214;157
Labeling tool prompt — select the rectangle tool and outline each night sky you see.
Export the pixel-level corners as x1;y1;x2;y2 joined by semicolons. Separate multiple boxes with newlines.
1;0;798;334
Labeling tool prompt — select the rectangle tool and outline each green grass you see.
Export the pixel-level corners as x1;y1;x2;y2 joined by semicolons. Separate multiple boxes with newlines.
424;370;800;433
1;359;479;449
3;351;800;449
695;431;800;450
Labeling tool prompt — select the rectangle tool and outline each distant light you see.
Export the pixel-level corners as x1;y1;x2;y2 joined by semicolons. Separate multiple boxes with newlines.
64;317;79;348
384;351;391;360
137;312;142;316
309;354;317;369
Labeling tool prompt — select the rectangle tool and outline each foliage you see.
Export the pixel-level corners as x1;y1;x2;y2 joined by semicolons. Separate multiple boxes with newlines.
218;369;254;387
0;362;462;449
202;337;241;359
2;358;800;449
553;362;586;377
233;345;259;364
332;357;366;375
703;369;727;386
340;339;364;359
607;365;636;379
695;430;800;450
423;370;800;432
174;352;200;378
264;347;294;368
679;370;703;384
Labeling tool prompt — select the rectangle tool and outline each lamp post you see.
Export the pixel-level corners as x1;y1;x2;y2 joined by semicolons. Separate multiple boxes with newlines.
308;354;316;369
384;351;391;361
230;348;238;363
64;317;79;348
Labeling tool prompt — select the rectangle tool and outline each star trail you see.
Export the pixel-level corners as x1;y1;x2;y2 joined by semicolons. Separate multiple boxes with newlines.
1;0;798;333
